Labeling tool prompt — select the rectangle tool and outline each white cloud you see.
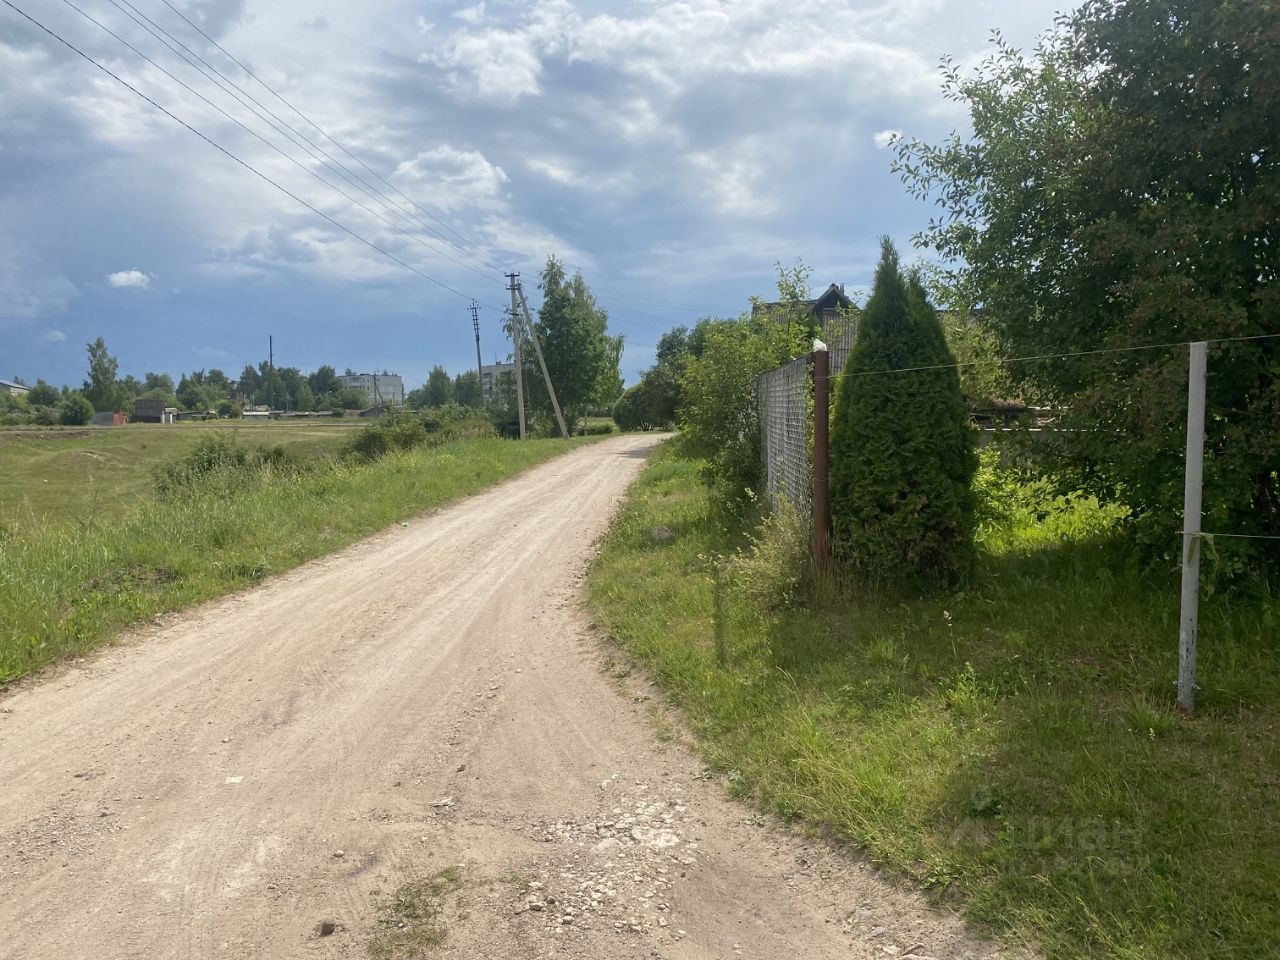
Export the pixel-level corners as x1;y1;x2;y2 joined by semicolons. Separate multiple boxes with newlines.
108;269;151;289
40;329;67;343
873;129;902;149
391;146;509;212
453;3;486;25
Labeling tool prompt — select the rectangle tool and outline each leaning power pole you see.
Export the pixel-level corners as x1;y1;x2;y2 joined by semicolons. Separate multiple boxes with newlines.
506;273;527;439
470;301;483;407
515;281;569;440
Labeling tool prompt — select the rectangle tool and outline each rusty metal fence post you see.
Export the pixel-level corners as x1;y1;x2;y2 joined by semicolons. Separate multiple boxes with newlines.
810;343;831;568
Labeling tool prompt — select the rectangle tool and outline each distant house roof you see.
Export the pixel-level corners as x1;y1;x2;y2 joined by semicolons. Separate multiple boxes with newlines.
752;283;854;325
0;378;30;394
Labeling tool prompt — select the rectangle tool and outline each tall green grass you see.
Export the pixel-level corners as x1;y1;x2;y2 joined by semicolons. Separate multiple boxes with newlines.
590;444;1280;959
1;436;593;682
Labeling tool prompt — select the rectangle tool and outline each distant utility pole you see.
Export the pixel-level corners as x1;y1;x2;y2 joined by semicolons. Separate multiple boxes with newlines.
470;300;483;407
268;335;274;412
507;273;527;439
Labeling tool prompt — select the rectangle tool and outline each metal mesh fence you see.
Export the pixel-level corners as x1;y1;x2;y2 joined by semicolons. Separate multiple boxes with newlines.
828;319;857;377
756;355;812;526
755;319;856;533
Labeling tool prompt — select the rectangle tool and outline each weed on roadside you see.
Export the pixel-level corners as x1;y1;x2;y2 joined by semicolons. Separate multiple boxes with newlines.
369;866;464;958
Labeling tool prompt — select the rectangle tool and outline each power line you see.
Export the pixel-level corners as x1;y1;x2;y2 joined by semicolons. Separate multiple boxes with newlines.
1195;532;1280;541
3;0;500;309
828;333;1280;380
152;0;511;274
59;0;505;294
111;0;506;278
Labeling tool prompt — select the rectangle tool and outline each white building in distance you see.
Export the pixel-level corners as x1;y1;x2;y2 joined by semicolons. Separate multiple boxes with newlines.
338;372;404;408
480;362;515;403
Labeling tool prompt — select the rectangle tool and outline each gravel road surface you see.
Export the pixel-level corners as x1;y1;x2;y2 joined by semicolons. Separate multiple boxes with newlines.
0;435;1013;960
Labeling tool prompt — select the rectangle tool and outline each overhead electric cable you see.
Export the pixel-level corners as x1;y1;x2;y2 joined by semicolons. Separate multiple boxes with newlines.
828;333;1280;380
63;0;503;290
153;0;511;272
109;0;505;276
1;0;500;307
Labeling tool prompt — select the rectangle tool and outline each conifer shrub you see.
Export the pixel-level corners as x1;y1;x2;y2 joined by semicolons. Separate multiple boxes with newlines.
829;238;977;584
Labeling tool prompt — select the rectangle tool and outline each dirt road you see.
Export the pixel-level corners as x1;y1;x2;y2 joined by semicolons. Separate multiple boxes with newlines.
1;435;1010;960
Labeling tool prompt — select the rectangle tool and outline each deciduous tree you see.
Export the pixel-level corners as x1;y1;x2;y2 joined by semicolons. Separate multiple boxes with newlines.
82;337;121;412
895;0;1279;562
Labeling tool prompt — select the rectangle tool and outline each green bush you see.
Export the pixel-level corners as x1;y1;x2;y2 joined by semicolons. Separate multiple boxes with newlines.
154;433;248;494
679;316;807;491
583;421;616;435
59;392;94;426
344;410;497;462
829;238;977;585
345;413;429;461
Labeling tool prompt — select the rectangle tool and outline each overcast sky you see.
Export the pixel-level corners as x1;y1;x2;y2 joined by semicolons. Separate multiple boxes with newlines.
0;0;1075;391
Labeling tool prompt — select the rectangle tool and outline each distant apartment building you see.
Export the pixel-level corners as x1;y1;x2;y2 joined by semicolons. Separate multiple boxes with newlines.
337;372;404;408
480;362;515;403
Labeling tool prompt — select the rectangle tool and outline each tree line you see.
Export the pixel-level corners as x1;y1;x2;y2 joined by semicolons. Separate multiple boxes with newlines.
3;254;625;434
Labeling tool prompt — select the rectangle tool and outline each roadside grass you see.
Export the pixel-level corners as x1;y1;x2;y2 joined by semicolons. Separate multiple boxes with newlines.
589;443;1280;959
369;865;464;957
0;421;358;528
0;435;595;683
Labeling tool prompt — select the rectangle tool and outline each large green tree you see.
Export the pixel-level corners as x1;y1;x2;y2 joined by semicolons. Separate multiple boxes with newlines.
82;337;121;412
26;379;61;407
453;370;482;408
423;365;454;407
895;0;1279;562
528;257;618;429
829;239;976;583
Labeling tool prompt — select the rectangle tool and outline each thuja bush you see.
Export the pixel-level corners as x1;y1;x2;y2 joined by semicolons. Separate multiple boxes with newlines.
829;238;977;585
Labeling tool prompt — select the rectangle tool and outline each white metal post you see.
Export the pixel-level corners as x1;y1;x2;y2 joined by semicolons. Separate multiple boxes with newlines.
1178;341;1208;712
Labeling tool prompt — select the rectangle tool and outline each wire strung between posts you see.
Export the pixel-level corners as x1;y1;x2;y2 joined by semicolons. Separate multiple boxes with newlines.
1;0;503;311
1189;532;1280;541
826;332;1280;380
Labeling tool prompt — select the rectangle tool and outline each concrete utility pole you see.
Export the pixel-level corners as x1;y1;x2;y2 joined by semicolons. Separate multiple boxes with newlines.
1178;341;1208;712
470;301;483;407
507;273;526;439
515;281;570;440
268;335;274;412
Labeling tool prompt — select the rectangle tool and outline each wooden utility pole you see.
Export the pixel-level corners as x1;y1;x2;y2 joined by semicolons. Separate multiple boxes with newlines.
515;282;570;440
1178;341;1208;712
506;273;526;439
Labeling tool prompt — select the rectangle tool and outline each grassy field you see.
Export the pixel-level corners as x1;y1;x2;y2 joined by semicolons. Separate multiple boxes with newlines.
0;420;359;529
589;443;1280;959
0;431;596;683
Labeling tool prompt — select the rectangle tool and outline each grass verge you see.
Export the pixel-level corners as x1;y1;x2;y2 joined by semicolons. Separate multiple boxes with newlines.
1;435;596;683
0;421;359;528
589;443;1279;960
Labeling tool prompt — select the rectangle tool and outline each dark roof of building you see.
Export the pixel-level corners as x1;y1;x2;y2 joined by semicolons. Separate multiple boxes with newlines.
751;283;854;319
